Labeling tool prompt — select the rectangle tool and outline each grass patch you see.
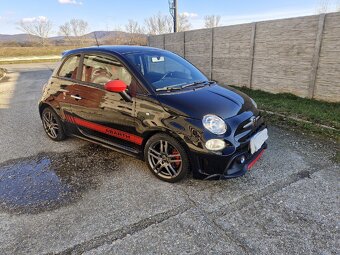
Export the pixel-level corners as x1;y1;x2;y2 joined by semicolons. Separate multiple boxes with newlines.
233;86;340;142
0;46;78;58
334;150;340;163
235;86;340;129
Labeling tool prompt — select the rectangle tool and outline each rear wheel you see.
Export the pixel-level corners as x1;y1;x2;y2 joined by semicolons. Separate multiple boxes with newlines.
41;107;66;141
144;133;189;182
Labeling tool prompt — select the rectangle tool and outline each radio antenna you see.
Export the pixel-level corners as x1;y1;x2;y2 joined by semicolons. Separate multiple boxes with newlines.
94;32;100;47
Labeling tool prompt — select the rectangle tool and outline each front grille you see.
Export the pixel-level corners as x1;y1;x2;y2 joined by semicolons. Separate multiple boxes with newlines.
238;123;265;143
235;115;265;143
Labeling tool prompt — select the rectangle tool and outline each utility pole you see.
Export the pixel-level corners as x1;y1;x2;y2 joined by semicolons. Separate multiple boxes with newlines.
169;0;178;33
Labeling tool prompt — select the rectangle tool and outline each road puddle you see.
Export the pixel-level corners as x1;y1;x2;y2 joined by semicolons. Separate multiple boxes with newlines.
0;145;121;214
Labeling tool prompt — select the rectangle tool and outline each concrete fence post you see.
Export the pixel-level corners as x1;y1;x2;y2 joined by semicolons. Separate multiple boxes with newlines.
163;34;165;49
183;31;186;58
210;28;214;80
308;13;326;99
249;22;257;88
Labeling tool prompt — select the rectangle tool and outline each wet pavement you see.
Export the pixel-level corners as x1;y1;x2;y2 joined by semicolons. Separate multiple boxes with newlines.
0;63;339;255
0;145;120;214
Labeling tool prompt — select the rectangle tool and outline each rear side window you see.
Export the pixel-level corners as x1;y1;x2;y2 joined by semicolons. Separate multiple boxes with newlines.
58;55;80;79
82;54;132;86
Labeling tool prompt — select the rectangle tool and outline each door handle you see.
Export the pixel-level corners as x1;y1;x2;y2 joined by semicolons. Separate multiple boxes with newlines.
71;95;82;100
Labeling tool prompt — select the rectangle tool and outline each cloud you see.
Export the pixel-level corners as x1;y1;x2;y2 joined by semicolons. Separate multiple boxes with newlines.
58;0;83;5
180;12;198;18
21;16;48;23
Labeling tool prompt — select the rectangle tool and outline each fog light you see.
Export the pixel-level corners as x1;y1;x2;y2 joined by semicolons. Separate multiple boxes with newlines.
205;139;226;151
239;155;246;164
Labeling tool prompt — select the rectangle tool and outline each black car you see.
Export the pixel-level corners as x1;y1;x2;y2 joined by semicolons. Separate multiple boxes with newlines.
39;46;268;182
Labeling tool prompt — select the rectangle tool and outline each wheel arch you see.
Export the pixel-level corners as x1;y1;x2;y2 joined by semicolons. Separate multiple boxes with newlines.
39;102;52;117
39;102;62;119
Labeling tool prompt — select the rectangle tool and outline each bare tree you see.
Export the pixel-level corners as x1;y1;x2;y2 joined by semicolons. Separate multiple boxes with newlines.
125;19;145;45
19;16;52;46
204;15;221;28
59;19;89;45
316;0;330;13
125;19;144;34
177;13;192;32
144;12;172;35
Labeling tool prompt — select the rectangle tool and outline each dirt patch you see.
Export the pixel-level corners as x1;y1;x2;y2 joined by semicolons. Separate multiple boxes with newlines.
0;68;7;80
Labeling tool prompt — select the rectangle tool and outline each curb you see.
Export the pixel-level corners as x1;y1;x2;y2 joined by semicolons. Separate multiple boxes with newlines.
262;110;338;131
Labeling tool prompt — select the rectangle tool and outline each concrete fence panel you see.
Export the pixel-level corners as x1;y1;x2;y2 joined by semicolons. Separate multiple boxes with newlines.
184;28;212;78
252;15;319;98
148;35;164;49
212;23;254;87
314;12;340;102
164;32;185;57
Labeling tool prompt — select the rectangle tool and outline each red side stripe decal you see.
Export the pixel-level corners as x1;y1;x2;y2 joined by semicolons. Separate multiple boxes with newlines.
247;150;265;170
64;114;71;122
65;114;143;145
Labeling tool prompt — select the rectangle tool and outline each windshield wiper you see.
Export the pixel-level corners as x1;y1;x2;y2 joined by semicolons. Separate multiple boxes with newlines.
181;80;215;89
155;85;183;92
155;80;215;92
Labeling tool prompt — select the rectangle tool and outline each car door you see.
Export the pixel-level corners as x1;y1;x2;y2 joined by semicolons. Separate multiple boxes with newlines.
51;54;82;121
66;53;143;152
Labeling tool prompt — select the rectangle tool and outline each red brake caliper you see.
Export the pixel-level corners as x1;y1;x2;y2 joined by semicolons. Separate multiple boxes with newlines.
171;148;181;168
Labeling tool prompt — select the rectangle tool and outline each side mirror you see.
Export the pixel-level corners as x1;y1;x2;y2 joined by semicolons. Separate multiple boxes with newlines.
104;80;127;93
104;80;132;102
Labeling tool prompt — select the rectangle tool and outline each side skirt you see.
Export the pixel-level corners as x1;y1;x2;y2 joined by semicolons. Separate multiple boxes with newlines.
72;134;142;159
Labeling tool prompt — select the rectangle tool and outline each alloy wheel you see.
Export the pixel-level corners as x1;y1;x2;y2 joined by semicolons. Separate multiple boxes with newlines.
147;140;182;179
42;110;59;139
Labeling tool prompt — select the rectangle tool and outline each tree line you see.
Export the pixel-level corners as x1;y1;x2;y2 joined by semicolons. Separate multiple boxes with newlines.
15;13;221;47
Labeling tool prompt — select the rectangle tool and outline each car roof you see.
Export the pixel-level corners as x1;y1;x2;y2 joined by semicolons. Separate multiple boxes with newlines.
62;45;165;58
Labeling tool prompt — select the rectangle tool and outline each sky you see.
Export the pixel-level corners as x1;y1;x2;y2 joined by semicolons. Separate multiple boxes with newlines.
0;0;339;35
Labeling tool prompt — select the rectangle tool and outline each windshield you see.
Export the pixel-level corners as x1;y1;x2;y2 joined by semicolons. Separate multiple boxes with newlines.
125;51;208;91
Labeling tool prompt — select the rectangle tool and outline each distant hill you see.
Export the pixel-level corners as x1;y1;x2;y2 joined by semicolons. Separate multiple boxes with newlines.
0;33;39;43
0;31;146;44
85;31;130;39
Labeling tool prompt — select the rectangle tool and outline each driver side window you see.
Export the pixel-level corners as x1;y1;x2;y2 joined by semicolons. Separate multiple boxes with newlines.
81;54;132;86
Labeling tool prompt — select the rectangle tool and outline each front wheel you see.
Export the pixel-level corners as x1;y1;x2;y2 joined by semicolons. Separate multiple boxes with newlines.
144;133;189;183
41;107;66;141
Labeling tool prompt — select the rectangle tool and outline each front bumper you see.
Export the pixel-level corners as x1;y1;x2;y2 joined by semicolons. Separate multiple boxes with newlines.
190;142;267;180
219;142;267;179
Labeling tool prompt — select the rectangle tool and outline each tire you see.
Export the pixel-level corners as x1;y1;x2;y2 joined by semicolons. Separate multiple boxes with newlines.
144;133;189;183
41;107;66;141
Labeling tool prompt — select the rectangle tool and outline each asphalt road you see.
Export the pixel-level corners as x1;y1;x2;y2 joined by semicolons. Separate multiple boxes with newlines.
0;63;339;255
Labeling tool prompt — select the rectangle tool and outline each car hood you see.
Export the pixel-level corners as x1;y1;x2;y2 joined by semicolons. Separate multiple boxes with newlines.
156;84;258;120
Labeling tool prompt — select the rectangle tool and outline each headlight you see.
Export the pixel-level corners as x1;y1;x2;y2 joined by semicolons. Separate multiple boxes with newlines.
250;98;257;108
202;114;227;135
205;139;226;151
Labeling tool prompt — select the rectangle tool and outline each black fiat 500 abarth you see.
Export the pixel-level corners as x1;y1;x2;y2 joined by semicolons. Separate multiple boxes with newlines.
39;46;268;182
